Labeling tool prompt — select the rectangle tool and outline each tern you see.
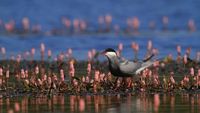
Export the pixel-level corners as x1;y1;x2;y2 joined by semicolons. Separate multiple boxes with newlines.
102;48;155;77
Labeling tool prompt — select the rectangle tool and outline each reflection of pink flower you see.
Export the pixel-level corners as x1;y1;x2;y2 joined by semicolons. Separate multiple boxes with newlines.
79;98;85;112
154;94;160;112
14;102;20;112
8;109;14;113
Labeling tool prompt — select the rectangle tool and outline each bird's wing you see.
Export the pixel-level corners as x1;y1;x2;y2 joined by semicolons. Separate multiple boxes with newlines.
135;61;154;74
119;60;142;75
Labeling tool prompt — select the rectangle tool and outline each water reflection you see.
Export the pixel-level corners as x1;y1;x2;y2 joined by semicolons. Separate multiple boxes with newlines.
0;93;200;113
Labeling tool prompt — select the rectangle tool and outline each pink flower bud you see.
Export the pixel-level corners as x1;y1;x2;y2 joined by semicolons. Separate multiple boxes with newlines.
1;47;6;55
86;76;90;83
6;70;9;78
163;16;168;25
48;49;52;58
60;69;64;79
190;67;194;76
88;51;92;61
135;44;139;51
94;70;100;82
105;14;112;24
16;54;22;63
91;49;96;57
87;62;91;74
100;73;105;81
147;40;152;50
186;48;191;56
42;74;47;81
21;69;25;79
118;43;123;52
31;48;35;55
40;43;45;52
73;79;78;86
184;54;187;64
82;76;85;82
0;68;3;76
198;69;200;76
170;76;175;84
176;45;181;54
48;76;52;84
98;16;104;24
0;78;2;85
35;66;39;74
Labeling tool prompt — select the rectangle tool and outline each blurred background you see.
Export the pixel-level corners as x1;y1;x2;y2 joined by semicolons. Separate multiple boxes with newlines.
0;0;200;60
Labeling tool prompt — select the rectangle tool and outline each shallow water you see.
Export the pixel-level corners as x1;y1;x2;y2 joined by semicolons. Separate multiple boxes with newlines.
0;93;199;113
0;34;200;60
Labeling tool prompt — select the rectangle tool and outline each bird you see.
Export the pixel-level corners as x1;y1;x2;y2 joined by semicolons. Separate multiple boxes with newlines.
102;48;155;77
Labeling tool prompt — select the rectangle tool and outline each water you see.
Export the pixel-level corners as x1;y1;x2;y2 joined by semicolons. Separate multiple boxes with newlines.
0;34;200;60
0;0;200;30
0;0;200;60
0;93;199;113
1;0;200;113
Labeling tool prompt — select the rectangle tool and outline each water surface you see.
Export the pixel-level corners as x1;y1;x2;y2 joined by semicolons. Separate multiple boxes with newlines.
0;93;199;113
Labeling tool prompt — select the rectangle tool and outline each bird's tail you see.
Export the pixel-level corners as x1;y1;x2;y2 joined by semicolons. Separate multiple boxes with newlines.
143;54;154;62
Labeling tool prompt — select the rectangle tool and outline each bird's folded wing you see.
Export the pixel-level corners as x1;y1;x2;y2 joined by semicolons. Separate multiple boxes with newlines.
135;61;154;74
119;61;142;75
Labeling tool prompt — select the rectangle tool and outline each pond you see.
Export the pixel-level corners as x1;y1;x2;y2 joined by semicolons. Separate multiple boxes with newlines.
0;93;199;113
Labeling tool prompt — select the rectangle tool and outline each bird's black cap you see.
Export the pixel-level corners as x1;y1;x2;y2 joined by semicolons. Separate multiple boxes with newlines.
104;48;116;53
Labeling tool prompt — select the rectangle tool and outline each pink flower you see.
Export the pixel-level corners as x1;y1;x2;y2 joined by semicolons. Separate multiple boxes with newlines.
147;40;152;50
184;54;187;64
190;67;194;76
1;47;6;55
48;49;52;58
0;68;3;76
40;43;45;53
177;45;181;54
118;43;123;52
6;70;9;79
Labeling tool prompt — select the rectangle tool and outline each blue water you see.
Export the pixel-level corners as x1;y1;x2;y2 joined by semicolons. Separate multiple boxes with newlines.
0;0;200;30
0;34;199;60
0;0;200;60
